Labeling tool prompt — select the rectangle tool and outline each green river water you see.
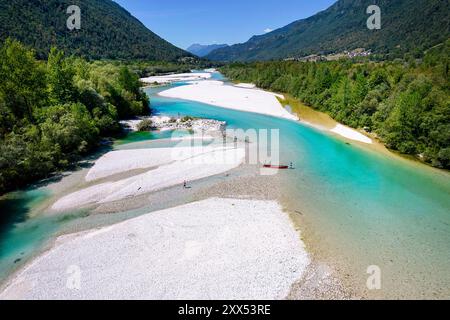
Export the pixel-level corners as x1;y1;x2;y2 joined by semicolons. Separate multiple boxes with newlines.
0;73;449;298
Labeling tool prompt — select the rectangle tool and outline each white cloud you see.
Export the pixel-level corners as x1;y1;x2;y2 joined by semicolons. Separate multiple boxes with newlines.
264;28;273;33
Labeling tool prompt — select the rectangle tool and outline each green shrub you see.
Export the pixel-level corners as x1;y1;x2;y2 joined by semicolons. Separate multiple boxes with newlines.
137;119;154;132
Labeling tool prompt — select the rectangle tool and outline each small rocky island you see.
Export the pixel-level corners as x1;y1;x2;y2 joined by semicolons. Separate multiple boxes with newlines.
120;116;226;134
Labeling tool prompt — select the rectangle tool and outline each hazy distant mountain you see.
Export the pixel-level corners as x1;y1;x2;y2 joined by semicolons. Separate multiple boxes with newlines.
187;43;229;57
0;0;192;61
207;0;450;61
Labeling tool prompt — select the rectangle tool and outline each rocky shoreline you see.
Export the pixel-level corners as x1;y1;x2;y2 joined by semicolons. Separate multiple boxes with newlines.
120;116;226;134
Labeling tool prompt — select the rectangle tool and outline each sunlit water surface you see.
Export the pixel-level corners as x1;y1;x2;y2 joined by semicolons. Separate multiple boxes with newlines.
0;73;449;298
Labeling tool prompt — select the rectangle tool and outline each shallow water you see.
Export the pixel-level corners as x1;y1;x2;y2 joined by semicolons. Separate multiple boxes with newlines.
0;189;51;261
146;86;450;299
0;188;87;282
0;77;449;298
115;130;193;145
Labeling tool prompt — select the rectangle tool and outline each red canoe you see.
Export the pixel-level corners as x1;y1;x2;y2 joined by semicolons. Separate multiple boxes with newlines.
263;164;290;169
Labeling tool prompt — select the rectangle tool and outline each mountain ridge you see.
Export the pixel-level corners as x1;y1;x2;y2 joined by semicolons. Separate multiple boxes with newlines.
0;0;191;61
207;0;450;61
187;43;229;57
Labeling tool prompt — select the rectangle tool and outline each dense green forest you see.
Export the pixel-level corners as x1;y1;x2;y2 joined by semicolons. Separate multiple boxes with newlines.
207;0;450;61
221;40;450;169
0;0;191;61
0;39;150;194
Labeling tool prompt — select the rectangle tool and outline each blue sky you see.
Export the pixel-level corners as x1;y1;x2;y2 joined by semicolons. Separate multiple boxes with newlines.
113;0;337;49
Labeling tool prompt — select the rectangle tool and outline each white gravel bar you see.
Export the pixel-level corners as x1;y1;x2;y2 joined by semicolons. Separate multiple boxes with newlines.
0;198;310;300
52;146;245;211
159;80;298;121
140;72;211;85
86;146;226;182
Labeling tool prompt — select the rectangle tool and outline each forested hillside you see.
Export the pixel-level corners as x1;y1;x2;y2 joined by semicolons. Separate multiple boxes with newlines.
0;39;150;194
221;41;450;169
208;0;450;61
0;0;190;60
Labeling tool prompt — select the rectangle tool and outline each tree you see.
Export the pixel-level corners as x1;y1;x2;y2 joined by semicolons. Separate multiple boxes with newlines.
0;40;154;194
40;103;98;155
47;48;77;104
118;67;140;95
0;39;46;125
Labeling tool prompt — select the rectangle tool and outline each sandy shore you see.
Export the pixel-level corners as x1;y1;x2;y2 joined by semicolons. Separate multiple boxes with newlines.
330;124;372;144
140;73;211;85
159;80;298;121
234;83;256;89
52;145;245;211
0;198;310;300
278;95;373;144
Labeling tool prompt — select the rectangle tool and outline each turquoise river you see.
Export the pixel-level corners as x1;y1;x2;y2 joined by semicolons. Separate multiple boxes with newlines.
0;73;449;299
